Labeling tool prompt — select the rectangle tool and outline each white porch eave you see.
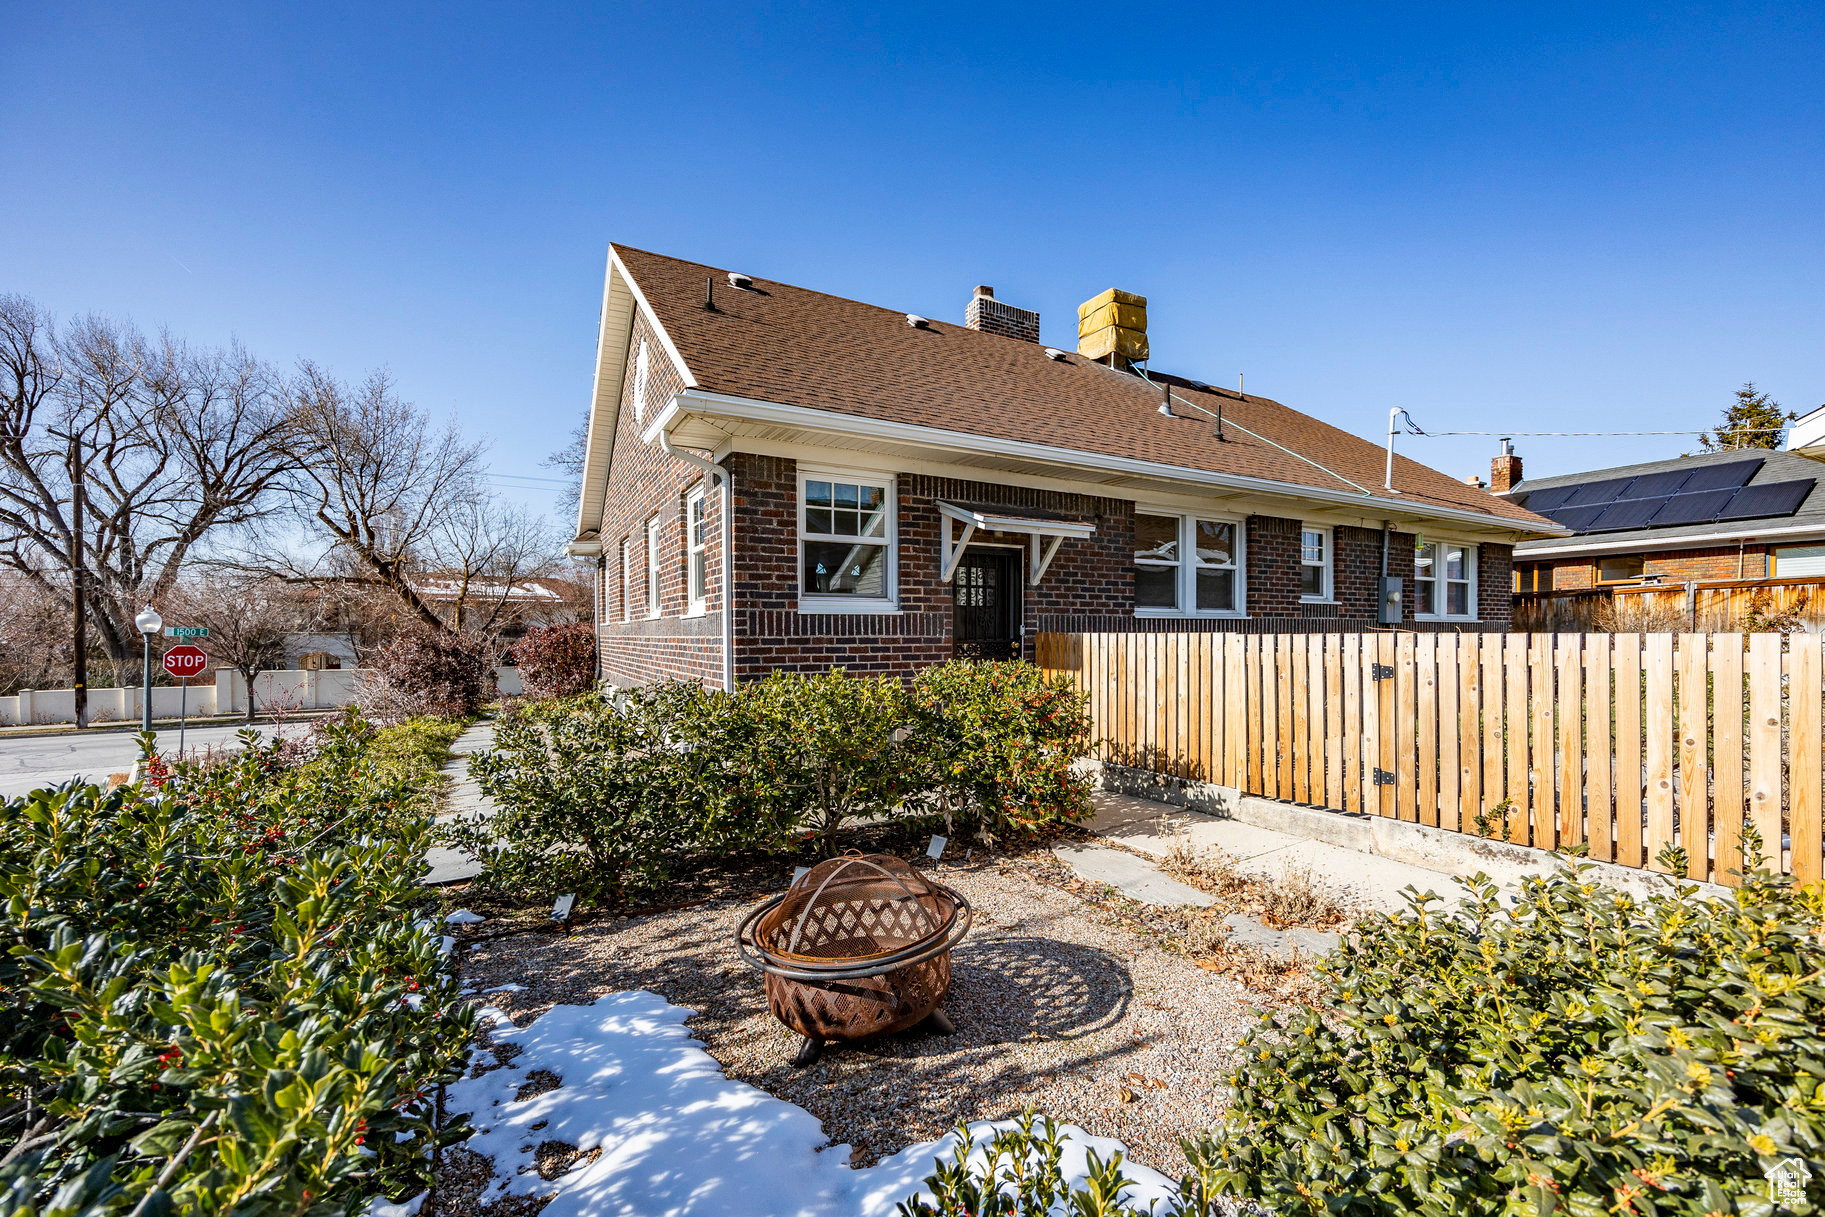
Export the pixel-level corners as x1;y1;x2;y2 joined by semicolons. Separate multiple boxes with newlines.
936;501;1095;585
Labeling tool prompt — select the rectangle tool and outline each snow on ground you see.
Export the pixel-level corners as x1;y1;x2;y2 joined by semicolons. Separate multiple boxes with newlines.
448;992;1178;1216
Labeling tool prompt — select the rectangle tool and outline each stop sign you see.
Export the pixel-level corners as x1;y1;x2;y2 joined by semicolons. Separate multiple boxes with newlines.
162;644;208;680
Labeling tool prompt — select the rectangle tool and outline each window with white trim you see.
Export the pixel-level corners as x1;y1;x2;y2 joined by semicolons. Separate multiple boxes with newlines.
799;471;895;610
1134;512;1243;615
631;338;650;423
686;487;707;615
619;538;632;623
1299;526;1332;601
645;516;662;617
1414;540;1476;619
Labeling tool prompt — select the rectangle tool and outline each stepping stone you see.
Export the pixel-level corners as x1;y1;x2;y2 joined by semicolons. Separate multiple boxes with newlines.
1052;842;1214;907
1221;912;1340;959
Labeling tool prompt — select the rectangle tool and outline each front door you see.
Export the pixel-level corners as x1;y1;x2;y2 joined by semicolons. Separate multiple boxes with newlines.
952;549;1020;660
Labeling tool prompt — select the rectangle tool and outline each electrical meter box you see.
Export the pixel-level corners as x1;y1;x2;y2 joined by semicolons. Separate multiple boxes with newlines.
1377;576;1404;625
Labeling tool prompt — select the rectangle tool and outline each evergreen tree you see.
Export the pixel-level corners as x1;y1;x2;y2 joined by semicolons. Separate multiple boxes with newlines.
1699;382;1792;451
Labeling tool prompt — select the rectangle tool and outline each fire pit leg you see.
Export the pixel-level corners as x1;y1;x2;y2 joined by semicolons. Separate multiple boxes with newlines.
924;1008;955;1036
792;1036;825;1068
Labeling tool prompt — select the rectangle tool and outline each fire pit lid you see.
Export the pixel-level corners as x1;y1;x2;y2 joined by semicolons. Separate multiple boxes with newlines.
757;853;954;966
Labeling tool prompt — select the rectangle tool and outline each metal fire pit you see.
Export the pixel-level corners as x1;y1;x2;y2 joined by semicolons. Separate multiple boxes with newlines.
736;853;971;1067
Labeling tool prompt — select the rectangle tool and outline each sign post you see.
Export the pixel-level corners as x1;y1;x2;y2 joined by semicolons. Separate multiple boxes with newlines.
162;644;208;759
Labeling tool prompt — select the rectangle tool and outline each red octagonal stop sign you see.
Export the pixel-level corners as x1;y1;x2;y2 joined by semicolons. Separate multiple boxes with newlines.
162;644;208;680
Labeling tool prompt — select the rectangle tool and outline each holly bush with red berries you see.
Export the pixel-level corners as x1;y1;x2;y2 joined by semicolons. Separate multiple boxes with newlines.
0;714;473;1216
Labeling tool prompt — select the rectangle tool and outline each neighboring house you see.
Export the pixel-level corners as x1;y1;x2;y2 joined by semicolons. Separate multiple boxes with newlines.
1506;447;1825;590
1790;402;1825;459
411;575;583;642
568;245;1558;689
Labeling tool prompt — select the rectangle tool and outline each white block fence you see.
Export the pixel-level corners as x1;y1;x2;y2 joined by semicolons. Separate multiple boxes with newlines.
0;669;374;727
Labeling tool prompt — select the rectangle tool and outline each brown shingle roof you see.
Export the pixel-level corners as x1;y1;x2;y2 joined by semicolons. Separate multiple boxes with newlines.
615;244;1552;530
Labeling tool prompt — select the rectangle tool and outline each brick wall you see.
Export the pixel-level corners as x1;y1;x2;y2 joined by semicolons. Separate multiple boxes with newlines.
1478;543;1514;629
593;312;728;687
1530;545;1770;592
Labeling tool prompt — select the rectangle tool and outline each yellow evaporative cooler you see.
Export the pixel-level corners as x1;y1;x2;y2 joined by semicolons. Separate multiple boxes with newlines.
1076;288;1148;363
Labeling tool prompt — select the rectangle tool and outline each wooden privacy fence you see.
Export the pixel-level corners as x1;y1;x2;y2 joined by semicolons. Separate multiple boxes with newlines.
1035;631;1824;887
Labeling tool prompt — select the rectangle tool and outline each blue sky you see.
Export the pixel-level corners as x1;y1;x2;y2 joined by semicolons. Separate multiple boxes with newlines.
4;3;1821;524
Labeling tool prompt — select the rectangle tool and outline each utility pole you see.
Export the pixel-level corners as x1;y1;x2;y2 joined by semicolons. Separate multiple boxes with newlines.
68;429;87;729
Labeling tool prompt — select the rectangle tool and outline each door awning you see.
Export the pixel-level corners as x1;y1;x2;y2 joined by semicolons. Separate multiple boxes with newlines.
936;501;1096;585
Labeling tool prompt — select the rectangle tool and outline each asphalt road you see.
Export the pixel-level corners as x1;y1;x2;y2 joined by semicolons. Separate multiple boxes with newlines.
0;723;309;799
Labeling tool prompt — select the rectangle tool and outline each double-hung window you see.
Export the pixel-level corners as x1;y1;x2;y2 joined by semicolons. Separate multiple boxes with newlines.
799;471;895;611
1299;526;1332;601
1414;540;1476;619
686;488;708;614
645;516;662;617
1133;512;1243;615
620;538;632;623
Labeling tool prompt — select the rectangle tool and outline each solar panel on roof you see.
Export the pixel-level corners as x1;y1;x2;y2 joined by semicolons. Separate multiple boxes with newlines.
1649;489;1739;526
1587;497;1670;531
1545;505;1609;532
1518;484;1578;512
1715;479;1814;522
1618;470;1692;499
1561;477;1635;508
1677;458;1763;494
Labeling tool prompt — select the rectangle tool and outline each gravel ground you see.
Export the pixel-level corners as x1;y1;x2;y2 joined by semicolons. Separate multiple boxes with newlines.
449;847;1286;1181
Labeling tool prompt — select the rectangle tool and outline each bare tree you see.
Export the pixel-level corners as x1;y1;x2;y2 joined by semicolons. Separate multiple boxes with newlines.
0;568;73;695
417;496;561;645
0;297;293;687
543;412;589;518
168;571;308;722
279;364;488;633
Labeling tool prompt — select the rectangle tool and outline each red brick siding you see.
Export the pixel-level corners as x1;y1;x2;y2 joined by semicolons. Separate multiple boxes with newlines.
1529;546;1770;592
594;312;727;688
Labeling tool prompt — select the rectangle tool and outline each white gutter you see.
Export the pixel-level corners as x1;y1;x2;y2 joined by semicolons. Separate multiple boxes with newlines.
643;388;1564;538
1517;519;1825;558
653;431;735;693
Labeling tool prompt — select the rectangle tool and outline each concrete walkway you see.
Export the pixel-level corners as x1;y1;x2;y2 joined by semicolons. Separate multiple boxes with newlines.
421;720;495;885
1079;789;1479;915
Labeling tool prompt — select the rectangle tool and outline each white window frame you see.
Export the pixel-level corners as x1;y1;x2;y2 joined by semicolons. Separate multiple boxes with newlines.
620;538;632;623
645;516;663;618
797;468;897;613
1133;511;1246;618
1414;540;1478;621
1299;524;1334;603
685;487;707;616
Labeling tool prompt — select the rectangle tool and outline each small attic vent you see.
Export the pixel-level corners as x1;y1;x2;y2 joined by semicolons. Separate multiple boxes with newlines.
726;271;754;289
906;314;931;329
1044;347;1068;361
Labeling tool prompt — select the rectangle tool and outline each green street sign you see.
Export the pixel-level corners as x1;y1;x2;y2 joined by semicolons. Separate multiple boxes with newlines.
166;626;209;638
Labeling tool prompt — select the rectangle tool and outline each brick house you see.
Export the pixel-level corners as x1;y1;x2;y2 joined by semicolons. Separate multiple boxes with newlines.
569;245;1558;689
1505;447;1825;592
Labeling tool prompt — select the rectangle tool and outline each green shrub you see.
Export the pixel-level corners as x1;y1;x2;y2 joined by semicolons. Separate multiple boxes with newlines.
0;715;472;1216
734;668;913;855
453;686;763;904
363;713;465;789
908;660;1093;843
1184;862;1825;1216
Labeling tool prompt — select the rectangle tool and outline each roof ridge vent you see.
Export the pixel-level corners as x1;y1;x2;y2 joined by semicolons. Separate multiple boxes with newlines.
906;314;931;329
726;271;754;289
1044;347;1068;361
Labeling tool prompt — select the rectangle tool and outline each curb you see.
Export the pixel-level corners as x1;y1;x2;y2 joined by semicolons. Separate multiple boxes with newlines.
0;712;334;741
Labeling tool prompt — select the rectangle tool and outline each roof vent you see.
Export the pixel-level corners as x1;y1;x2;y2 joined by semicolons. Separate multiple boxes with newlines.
1044;347;1068;361
726;271;754;290
906;314;931;329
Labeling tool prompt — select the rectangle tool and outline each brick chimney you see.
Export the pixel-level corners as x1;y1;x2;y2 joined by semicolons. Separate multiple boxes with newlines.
964;285;1039;342
1490;438;1522;493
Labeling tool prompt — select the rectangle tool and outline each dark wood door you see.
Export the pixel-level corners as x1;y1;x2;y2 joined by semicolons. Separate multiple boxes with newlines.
952;550;1019;660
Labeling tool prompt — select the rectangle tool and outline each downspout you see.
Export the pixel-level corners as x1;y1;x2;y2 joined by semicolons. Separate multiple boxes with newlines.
657;432;735;693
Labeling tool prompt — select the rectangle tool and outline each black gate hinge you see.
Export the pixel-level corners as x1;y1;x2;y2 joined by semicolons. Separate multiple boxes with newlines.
1372;768;1396;786
1371;663;1395;681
